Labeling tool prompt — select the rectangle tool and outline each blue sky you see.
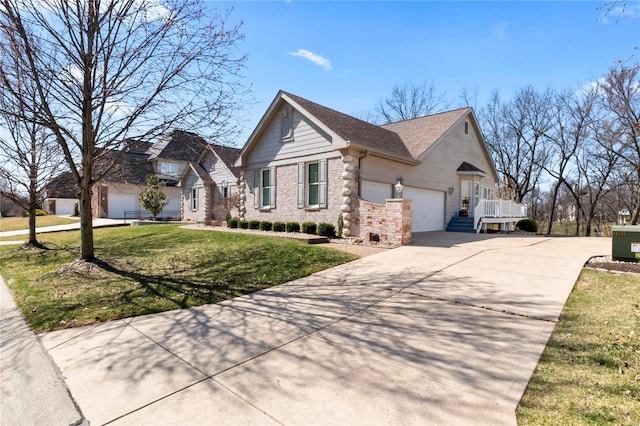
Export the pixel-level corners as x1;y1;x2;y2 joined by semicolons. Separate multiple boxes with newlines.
213;0;639;143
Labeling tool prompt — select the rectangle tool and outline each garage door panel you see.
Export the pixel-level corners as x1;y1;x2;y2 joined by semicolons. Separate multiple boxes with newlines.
404;187;445;232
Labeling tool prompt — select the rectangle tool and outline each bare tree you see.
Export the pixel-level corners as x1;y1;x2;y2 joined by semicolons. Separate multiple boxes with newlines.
597;63;640;223
374;81;450;124
0;66;65;245
479;87;553;203
539;89;597;234
0;0;248;260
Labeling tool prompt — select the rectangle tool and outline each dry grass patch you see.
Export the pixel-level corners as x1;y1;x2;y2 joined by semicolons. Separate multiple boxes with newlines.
517;268;640;425
0;215;79;233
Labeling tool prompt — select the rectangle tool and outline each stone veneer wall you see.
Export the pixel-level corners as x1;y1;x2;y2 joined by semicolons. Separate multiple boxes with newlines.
351;198;412;245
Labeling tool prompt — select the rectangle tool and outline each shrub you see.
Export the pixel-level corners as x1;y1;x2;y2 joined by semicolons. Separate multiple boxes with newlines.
25;209;48;217
73;203;80;216
302;222;317;235
517;218;538;233
239;220;249;229
337;213;344;238
273;222;286;232
286;222;300;233
227;218;239;228
259;221;273;231
318;222;336;237
249;220;260;230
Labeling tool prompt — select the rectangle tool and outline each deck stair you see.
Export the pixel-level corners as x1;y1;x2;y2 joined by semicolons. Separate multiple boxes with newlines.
446;216;476;233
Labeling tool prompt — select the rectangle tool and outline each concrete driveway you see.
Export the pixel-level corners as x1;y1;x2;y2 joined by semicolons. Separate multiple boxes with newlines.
39;232;610;425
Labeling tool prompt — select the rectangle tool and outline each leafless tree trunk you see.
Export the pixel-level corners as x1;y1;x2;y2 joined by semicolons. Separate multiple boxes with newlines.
0;50;65;245
0;0;248;260
539;89;597;234
598;63;640;223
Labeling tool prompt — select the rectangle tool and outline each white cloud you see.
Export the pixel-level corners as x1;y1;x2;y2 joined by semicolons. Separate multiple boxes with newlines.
288;49;332;71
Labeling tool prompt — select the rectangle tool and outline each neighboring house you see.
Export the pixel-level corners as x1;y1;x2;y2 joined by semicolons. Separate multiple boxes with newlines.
44;130;239;221
42;171;78;215
180;143;241;222
235;91;525;243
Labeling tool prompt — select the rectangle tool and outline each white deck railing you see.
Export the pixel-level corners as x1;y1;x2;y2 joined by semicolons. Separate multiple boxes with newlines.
474;199;528;232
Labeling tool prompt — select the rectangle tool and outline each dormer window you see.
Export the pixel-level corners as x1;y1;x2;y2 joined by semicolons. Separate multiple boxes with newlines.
281;108;294;142
159;162;179;178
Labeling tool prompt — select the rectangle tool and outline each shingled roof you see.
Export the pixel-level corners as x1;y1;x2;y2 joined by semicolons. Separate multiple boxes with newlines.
146;130;208;163
381;108;471;159
284;92;414;160
97;151;155;185
211;144;241;177
44;172;78;198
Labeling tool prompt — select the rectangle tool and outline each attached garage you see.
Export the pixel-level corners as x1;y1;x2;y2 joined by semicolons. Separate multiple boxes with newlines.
361;180;393;203
107;192;139;219
404;186;445;232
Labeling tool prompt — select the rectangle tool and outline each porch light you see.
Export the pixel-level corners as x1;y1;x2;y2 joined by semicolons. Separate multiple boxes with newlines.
448;186;454;195
395;177;404;198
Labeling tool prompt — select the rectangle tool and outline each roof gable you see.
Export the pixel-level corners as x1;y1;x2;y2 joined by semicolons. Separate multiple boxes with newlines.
282;92;413;160
210;143;241;178
381;108;470;159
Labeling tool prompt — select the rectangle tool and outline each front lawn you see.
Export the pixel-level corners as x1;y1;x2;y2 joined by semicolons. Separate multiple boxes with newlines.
0;215;79;233
0;225;358;332
517;268;640;425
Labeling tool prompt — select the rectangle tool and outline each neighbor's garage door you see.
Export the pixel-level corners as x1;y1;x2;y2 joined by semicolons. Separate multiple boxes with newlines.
361;180;392;203
404;186;445;232
108;193;139;219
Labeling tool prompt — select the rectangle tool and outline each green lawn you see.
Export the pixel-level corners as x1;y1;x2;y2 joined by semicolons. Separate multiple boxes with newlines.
517;268;640;425
0;215;79;233
0;225;358;331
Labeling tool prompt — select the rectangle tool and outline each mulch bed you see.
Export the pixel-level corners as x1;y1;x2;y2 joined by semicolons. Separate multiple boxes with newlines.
586;256;640;274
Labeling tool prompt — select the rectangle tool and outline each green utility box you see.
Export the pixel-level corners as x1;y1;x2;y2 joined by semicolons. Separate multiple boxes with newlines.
612;225;640;262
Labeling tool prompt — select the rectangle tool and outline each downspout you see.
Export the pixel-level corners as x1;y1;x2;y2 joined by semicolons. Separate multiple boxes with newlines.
357;149;369;197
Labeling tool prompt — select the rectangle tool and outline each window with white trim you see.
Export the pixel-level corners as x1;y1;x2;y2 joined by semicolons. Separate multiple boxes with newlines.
297;159;327;209
261;168;272;208
307;162;320;207
160;162;179;178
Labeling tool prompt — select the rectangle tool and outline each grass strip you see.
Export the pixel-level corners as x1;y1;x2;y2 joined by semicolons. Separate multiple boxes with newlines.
517;268;640;425
0;225;357;332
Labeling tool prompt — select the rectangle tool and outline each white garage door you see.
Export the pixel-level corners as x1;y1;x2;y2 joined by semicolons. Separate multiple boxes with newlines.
108;193;139;219
404;186;445;232
361;180;393;203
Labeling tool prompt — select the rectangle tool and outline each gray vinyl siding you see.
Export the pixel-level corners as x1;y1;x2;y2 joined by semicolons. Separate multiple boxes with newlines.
210;155;237;186
360;119;497;221
245;106;334;167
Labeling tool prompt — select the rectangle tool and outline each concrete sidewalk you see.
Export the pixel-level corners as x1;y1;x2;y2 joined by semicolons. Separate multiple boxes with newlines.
1;276;85;426
0;217;124;243
32;233;609;425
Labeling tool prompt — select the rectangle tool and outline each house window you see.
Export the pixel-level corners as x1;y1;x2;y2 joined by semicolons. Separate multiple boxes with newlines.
191;187;198;211
297;160;327;209
261;168;272;208
307;162;319;207
281;108;294;142
160;162;179;178
222;186;228;199
464;121;469;135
